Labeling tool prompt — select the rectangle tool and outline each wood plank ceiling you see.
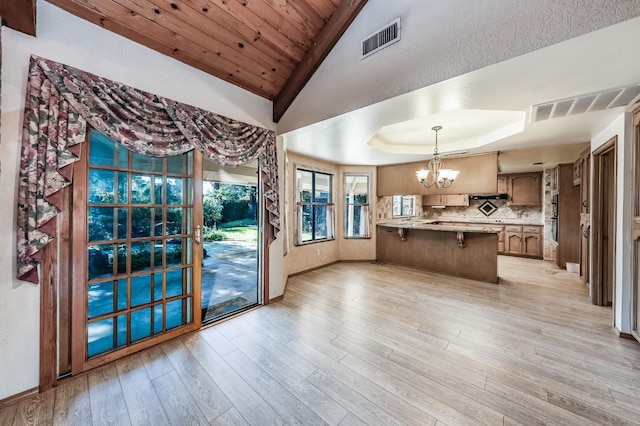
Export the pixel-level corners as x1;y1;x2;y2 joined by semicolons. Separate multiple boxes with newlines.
43;0;368;122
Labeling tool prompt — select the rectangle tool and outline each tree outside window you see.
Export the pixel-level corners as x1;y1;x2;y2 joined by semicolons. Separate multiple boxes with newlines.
296;169;334;244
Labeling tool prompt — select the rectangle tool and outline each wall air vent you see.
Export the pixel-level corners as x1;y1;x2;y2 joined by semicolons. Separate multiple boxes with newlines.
532;84;640;122
361;18;400;59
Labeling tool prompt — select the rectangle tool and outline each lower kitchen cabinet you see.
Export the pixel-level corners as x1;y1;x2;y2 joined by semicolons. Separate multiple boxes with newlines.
505;225;543;258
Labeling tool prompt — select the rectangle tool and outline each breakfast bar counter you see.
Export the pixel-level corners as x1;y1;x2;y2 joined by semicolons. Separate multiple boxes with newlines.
377;220;500;283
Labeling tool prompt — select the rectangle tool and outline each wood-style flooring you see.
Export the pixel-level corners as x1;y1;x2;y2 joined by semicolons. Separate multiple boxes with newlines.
2;256;640;425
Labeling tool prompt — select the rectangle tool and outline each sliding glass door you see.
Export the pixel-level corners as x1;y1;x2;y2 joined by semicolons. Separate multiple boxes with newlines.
68;131;263;372
201;162;260;323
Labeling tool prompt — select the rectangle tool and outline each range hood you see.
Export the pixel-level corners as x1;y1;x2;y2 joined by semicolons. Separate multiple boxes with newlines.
469;193;508;200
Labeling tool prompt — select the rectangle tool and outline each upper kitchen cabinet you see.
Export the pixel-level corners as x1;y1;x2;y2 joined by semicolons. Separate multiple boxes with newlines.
377;153;498;196
505;172;542;206
423;193;469;207
497;175;508;194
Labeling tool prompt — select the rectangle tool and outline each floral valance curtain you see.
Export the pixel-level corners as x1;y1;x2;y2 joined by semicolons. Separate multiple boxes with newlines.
17;55;279;284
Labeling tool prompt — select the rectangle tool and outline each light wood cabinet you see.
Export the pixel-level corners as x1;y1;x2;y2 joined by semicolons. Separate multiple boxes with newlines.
422;194;469;207
497;176;508;193
377;153;498;196
505;226;524;255
497;227;505;254
505;225;542;258
577;147;590;283
577;147;590;215
505;172;542;206
377;165;411;196
573;160;582;186
523;232;543;257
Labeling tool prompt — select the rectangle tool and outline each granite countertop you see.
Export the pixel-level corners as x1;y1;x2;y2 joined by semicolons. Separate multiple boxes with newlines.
425;217;543;226
377;219;502;234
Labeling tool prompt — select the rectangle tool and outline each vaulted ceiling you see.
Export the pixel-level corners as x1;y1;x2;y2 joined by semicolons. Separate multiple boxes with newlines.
5;1;640;172
1;0;367;122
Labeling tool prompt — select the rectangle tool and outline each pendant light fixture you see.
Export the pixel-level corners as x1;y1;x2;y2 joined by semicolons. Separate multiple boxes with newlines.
415;126;460;188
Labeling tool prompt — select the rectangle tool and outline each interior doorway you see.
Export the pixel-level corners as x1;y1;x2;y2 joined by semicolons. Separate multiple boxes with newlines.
591;136;617;307
201;160;261;323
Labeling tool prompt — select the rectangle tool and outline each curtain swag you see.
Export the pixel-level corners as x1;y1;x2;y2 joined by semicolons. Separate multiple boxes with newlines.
17;55;279;284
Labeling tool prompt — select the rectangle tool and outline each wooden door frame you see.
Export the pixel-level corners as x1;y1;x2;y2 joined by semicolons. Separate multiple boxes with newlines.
591;136;617;307
38;135;206;386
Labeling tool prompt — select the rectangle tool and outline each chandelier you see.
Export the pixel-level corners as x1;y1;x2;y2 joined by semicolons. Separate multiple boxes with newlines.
415;125;460;188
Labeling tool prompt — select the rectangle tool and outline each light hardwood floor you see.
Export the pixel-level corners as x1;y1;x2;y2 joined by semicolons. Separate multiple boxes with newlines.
2;256;640;425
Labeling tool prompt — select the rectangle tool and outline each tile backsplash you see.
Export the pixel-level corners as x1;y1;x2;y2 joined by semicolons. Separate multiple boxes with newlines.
377;195;542;224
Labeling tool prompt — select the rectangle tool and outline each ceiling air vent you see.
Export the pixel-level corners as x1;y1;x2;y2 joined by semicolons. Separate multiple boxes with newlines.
532;84;640;122
361;18;400;59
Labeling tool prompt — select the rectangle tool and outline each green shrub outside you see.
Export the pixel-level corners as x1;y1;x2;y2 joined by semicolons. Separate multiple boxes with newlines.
219;218;257;229
203;227;226;241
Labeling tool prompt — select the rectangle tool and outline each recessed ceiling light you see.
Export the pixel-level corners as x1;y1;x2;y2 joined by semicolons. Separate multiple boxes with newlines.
531;161;543;165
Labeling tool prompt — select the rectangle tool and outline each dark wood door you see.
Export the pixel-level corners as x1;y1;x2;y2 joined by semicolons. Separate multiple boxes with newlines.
602;150;615;306
591;137;616;307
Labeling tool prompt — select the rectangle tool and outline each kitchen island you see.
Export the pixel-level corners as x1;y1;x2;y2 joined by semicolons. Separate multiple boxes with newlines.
377;220;501;283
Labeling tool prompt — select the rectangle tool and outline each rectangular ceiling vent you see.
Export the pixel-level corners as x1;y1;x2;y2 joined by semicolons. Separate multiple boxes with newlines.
361;18;400;59
532;84;640;122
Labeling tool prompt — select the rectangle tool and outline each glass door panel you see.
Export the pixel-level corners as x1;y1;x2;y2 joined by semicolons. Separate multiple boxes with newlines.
83;130;198;360
201;162;260;323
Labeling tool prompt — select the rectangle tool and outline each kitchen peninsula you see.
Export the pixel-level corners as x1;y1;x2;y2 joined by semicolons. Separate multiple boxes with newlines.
377;220;501;283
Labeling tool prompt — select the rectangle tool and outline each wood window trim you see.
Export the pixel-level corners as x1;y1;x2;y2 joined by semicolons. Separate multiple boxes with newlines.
40;183;73;392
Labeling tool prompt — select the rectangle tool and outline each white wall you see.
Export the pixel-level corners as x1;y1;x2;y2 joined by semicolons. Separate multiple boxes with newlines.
0;0;279;400
590;113;633;332
278;0;640;133
283;152;341;278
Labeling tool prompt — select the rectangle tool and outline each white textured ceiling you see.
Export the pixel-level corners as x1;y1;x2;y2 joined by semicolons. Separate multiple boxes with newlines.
279;1;640;172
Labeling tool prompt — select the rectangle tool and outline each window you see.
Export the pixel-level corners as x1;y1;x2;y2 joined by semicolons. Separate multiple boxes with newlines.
79;130;197;361
296;169;334;244
344;174;370;238
393;195;415;217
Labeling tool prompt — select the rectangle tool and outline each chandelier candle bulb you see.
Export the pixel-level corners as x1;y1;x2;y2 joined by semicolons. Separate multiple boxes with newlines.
416;126;460;189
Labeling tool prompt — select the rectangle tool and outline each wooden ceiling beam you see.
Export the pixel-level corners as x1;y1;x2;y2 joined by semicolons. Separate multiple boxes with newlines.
272;0;368;123
0;0;37;36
